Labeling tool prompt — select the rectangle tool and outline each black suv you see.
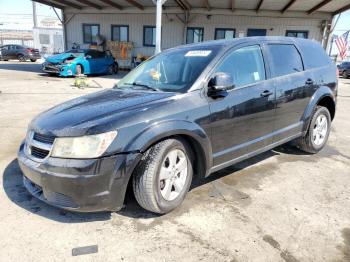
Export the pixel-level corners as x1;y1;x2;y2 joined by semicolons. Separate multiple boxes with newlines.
18;37;337;214
337;61;350;78
0;44;40;62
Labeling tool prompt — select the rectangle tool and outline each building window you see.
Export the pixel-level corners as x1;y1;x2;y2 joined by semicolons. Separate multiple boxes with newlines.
215;28;235;40
39;34;50;44
143;26;156;47
247;29;267;37
83;24;100;44
186;27;204;44
286;30;308;39
111;25;129;42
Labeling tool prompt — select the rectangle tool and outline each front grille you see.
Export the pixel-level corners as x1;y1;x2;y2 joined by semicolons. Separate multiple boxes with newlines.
26;131;55;161
33;133;55;144
31;146;50;159
44;191;78;208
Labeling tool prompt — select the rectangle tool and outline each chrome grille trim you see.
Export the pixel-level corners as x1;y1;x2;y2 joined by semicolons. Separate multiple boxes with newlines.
25;131;55;162
30;139;52;151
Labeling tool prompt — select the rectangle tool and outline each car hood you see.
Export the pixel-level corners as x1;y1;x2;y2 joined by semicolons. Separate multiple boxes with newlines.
30;89;175;136
45;53;81;63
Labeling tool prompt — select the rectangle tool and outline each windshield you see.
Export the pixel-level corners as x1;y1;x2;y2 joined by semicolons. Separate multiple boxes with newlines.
116;46;221;93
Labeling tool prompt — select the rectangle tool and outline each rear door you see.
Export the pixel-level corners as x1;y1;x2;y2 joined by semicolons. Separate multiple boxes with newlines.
207;43;276;168
264;42;312;141
7;45;17;59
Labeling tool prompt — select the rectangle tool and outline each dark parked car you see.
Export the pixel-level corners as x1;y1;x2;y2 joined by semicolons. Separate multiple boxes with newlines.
0;44;40;62
18;37;337;214
337;61;350;78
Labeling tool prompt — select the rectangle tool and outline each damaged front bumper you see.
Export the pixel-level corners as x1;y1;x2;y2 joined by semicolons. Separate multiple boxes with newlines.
17;143;141;212
42;62;74;76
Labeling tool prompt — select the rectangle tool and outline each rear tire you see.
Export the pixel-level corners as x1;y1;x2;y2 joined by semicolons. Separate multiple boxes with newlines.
133;138;193;214
30;59;37;62
113;63;119;74
297;106;331;153
107;64;114;75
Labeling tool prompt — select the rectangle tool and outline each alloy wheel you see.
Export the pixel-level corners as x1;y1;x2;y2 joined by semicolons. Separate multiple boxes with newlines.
312;114;328;146
159;149;188;201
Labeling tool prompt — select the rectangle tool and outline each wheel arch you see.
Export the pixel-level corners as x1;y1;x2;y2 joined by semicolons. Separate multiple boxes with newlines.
301;86;336;133
75;63;84;74
125;120;213;180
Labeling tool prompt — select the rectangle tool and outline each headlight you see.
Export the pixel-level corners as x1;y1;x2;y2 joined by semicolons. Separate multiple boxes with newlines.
51;131;117;159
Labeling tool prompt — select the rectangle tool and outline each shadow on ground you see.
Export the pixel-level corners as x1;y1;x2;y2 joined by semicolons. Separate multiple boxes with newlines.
0;62;42;73
2;145;308;222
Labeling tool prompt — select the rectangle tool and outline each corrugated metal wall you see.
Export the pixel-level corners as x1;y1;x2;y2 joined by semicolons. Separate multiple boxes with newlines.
65;11;326;56
33;28;64;54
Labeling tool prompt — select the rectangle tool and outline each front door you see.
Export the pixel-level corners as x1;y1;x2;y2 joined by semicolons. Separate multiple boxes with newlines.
86;50;109;74
207;44;276;168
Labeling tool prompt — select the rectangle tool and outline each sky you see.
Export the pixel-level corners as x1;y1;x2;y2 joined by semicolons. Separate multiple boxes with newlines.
0;0;349;34
0;0;61;30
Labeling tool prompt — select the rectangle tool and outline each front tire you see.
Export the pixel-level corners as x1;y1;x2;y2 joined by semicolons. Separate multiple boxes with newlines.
30;59;37;62
18;54;25;62
75;64;83;75
133;138;193;214
297;106;331;153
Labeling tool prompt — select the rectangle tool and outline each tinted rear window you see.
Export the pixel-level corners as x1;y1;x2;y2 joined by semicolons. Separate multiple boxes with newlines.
298;41;331;69
267;44;303;77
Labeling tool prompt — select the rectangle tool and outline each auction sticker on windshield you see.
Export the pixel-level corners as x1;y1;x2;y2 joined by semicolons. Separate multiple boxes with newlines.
185;50;212;57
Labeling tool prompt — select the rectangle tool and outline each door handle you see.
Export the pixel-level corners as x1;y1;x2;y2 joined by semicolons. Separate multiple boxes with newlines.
260;90;273;97
305;79;314;85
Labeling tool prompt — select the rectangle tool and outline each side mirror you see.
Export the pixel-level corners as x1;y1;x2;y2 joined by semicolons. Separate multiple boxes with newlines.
85;55;92;59
208;72;234;98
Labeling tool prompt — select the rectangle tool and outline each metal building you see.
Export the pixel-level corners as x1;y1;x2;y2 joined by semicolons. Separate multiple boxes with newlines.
34;0;350;56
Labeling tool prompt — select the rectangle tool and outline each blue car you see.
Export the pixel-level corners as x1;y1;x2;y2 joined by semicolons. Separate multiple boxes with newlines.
42;49;118;76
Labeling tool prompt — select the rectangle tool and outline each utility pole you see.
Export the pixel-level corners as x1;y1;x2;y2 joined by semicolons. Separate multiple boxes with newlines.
32;1;38;28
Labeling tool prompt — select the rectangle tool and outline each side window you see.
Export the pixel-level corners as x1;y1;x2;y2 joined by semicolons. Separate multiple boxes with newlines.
96;51;105;58
267;44;303;77
298;41;331;69
86;50;100;59
215;45;266;87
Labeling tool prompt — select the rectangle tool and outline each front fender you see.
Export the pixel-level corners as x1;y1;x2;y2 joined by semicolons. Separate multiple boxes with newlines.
301;85;336;133
124;120;213;172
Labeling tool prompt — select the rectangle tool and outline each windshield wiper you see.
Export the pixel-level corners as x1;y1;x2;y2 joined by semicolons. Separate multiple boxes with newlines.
124;82;160;92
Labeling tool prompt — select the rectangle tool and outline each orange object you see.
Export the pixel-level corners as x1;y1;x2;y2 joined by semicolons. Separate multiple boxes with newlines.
121;44;127;60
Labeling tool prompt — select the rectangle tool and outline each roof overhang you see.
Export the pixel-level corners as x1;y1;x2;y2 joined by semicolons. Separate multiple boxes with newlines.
31;0;350;16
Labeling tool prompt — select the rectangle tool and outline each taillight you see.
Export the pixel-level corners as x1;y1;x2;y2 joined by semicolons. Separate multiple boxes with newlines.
336;67;339;79
26;48;33;52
